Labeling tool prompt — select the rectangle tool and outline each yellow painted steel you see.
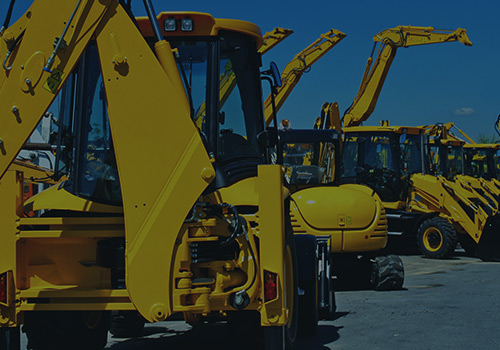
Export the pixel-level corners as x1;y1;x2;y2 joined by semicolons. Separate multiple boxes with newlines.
95;4;214;322
257;165;288;326
422;227;443;252
24;183;123;213
136;12;263;48
343;26;472;127
0;0;112;180
9;160;55;184
422;123;499;214
0;171;21;326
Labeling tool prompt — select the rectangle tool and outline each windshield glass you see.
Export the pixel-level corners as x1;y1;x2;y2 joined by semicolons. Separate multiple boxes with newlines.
465;148;497;179
341;133;399;178
445;145;464;178
55;44;122;205
282;141;336;185
341;132;401;202
400;134;425;175
170;32;265;188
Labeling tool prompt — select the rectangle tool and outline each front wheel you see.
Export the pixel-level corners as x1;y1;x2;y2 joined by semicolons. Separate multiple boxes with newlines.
417;217;457;259
370;255;404;291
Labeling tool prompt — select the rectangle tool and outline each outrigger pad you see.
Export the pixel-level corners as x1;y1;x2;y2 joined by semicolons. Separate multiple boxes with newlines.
476;214;500;262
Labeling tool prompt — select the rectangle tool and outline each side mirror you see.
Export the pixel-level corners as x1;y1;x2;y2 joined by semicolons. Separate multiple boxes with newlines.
261;61;282;89
400;133;407;144
269;62;282;87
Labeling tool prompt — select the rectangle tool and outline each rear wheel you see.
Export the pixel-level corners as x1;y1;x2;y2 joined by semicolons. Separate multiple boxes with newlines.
24;311;110;350
295;235;318;336
458;233;477;256
417;217;457;259
109;311;146;338
370;255;404;291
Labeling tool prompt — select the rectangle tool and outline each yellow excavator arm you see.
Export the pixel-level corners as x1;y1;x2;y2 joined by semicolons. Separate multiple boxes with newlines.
264;29;346;126
343;26;472;127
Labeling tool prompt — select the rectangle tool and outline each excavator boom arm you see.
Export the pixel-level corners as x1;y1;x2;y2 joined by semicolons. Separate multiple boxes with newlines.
264;29;346;126
343;26;472;127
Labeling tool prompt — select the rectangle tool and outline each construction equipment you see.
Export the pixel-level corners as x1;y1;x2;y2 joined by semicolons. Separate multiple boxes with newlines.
332;25;495;260
422;123;499;216
263;29;346;125
0;1;314;349
343;26;472;127
279;127;404;297
341;123;500;260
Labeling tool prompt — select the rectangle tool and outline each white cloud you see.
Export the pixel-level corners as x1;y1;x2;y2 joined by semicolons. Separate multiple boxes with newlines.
453;107;476;116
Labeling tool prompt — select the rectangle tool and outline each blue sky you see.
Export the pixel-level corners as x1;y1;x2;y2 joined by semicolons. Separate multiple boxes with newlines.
7;0;500;140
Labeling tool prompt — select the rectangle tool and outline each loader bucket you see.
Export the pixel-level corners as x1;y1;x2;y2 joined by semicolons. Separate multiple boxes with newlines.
476;214;500;261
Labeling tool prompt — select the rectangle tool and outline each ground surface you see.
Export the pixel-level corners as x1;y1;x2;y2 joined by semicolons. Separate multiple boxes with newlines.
20;249;500;349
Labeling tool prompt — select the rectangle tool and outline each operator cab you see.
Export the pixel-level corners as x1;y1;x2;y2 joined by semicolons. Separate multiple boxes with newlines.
277;129;340;190
341;127;428;203
428;138;464;181
464;145;499;180
51;13;272;205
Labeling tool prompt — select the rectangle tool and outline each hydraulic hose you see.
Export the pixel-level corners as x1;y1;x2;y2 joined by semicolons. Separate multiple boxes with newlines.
0;0;16;35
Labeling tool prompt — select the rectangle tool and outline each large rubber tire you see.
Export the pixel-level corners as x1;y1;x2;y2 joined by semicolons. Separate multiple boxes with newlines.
416;217;457;259
0;327;20;350
109;310;145;338
318;246;335;320
369;255;405;291
23;311;110;350
295;234;318;336
458;233;477;257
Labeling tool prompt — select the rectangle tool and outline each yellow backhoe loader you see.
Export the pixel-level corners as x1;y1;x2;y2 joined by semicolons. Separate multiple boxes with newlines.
0;1;316;349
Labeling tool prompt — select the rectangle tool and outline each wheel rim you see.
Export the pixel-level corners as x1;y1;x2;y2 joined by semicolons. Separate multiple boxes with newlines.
284;245;294;331
423;227;443;252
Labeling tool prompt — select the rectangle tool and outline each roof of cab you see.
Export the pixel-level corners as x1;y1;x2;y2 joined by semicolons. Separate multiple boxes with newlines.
136;12;263;48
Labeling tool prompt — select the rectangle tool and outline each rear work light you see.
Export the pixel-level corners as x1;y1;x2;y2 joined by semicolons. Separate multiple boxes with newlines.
164;18;176;32
180;18;193;32
264;270;278;302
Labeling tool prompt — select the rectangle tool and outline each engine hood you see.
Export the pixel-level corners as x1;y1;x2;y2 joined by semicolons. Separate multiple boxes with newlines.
291;185;378;230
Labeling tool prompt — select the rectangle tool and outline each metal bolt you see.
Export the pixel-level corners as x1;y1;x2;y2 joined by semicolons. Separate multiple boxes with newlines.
234;293;244;305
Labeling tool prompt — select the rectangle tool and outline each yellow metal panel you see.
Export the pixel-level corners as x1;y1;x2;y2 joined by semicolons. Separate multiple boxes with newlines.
19;230;124;239
290;186;376;230
257;165;287;326
0;0;111;179
19;303;135;311
0;171;22;325
95;5;213;322
24;183;123;213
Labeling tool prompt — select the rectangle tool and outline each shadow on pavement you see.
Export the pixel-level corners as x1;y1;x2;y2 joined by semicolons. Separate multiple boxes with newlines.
295;324;342;349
